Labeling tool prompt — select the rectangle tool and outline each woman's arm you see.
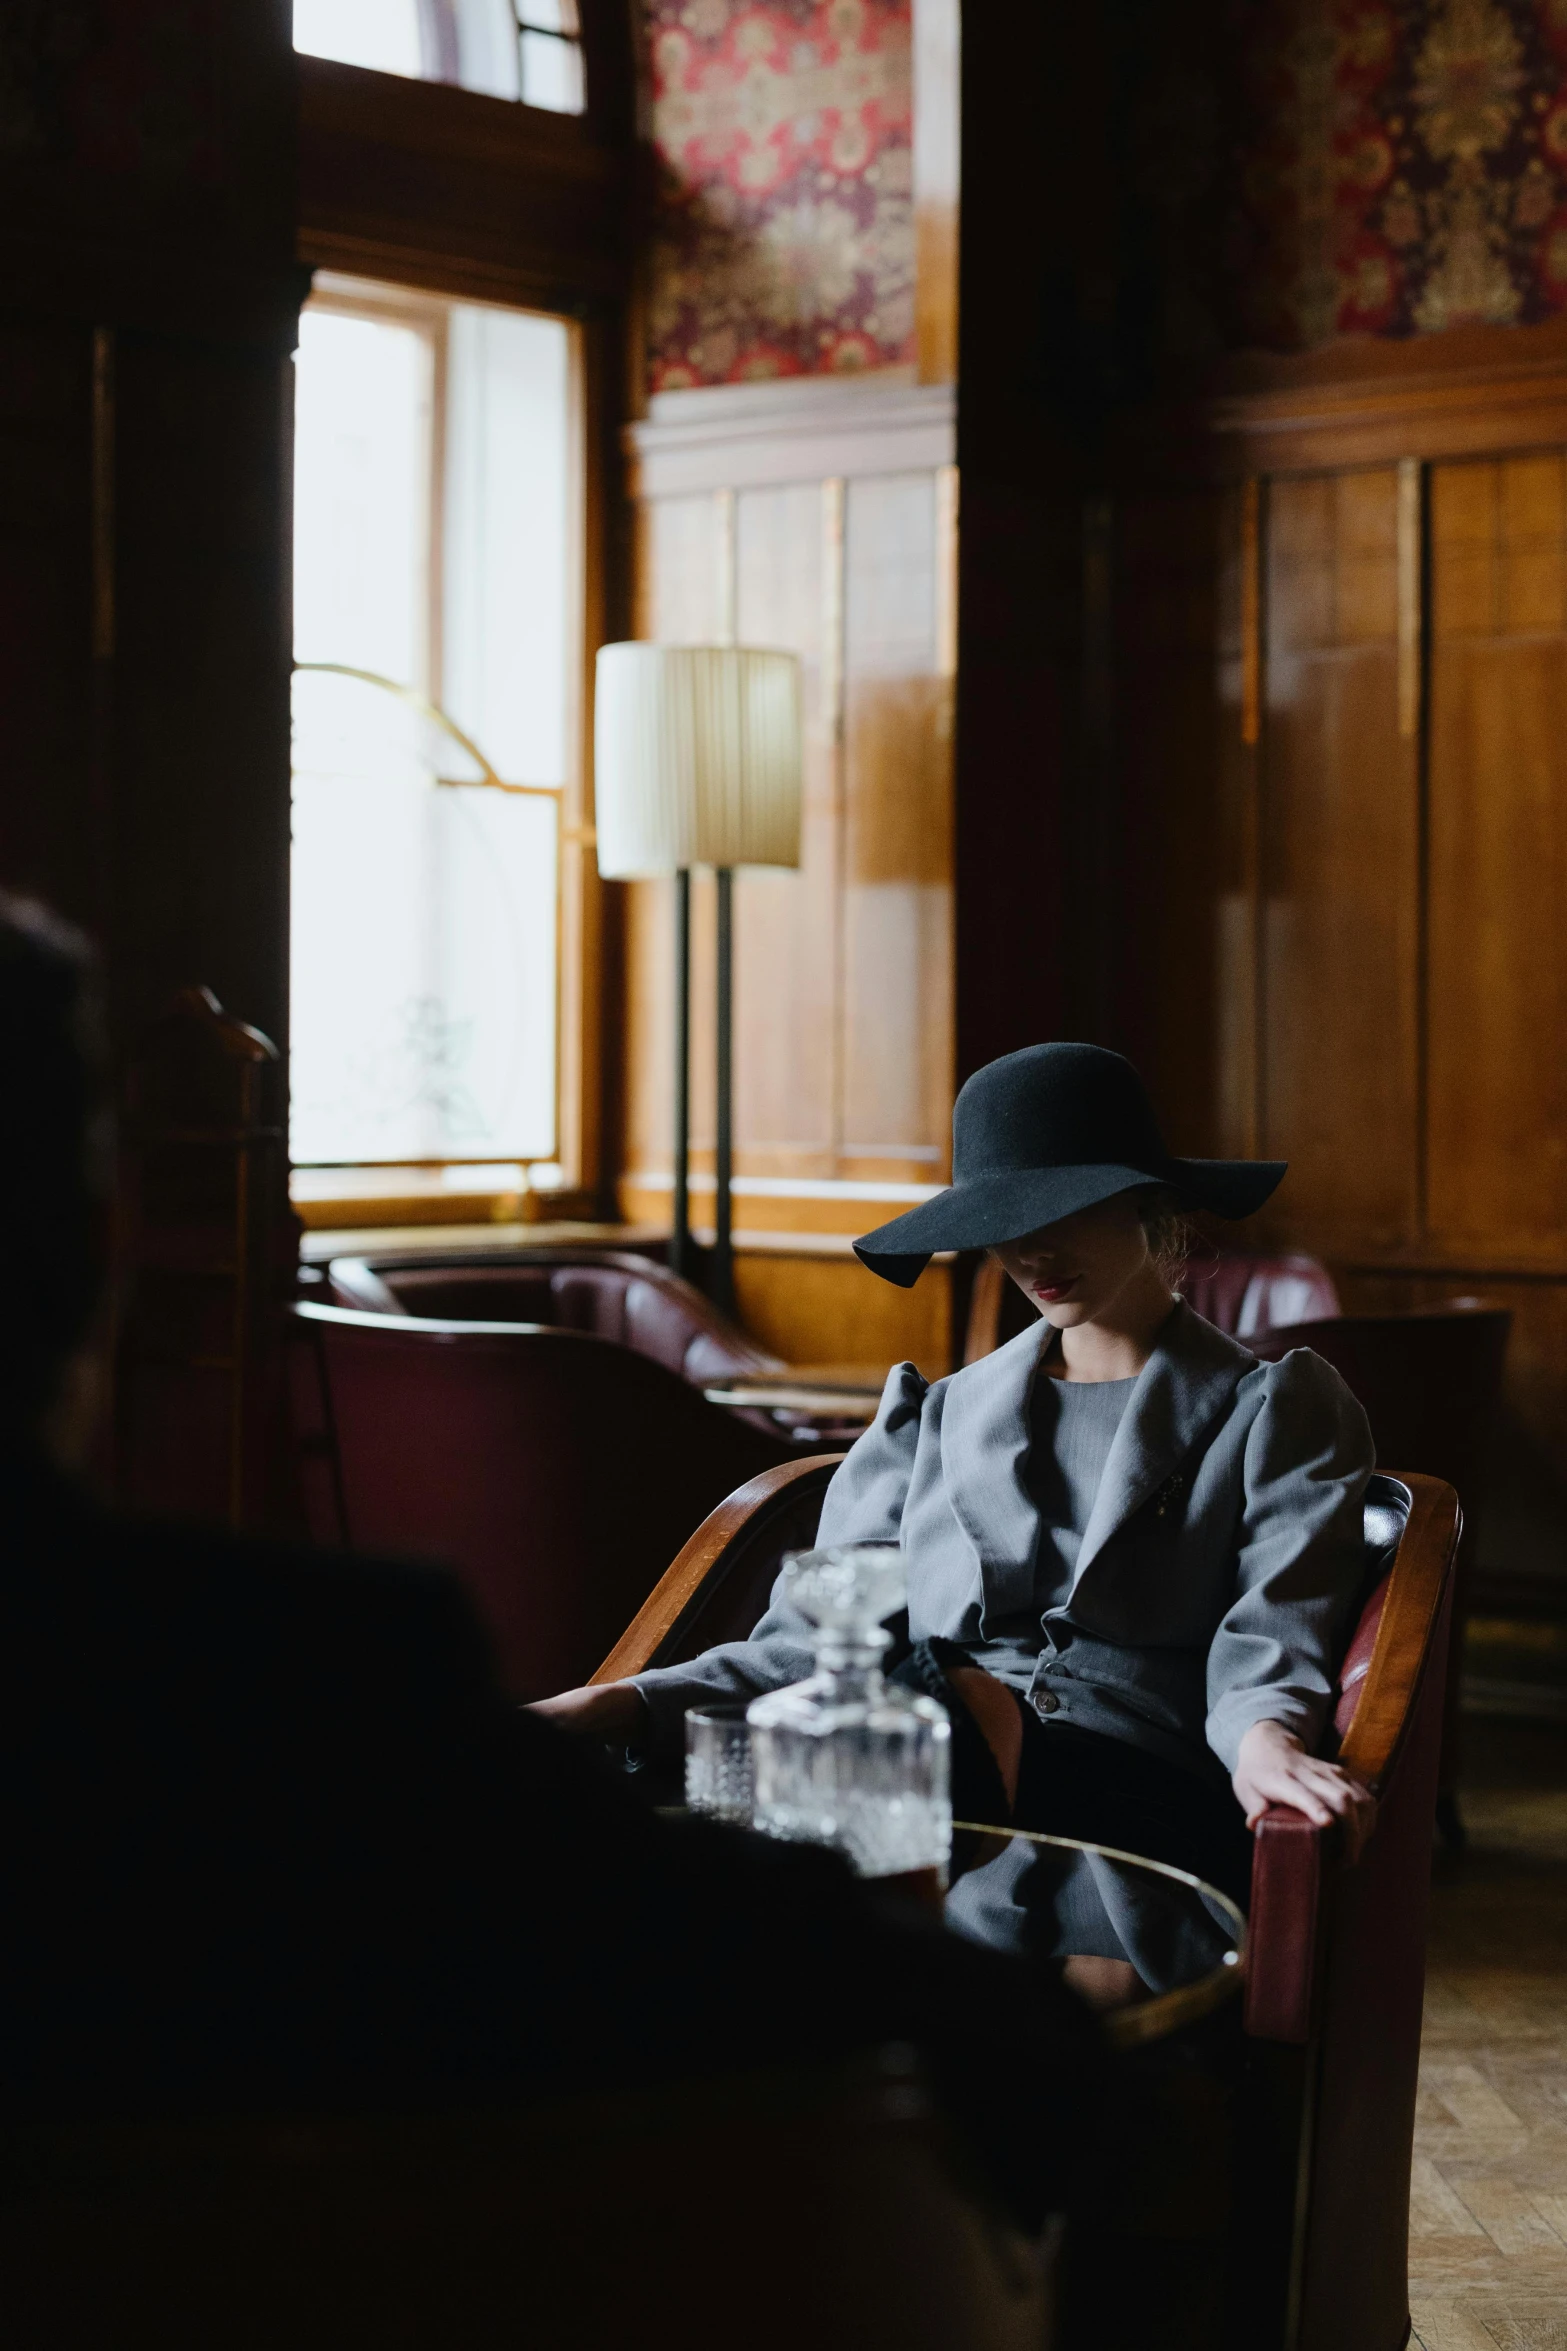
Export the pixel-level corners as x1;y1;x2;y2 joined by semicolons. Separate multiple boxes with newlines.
1207;1349;1377;1817
527;1681;647;1740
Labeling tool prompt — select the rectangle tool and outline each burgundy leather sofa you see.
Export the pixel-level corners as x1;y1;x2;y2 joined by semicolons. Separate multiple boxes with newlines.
323;1249;782;1390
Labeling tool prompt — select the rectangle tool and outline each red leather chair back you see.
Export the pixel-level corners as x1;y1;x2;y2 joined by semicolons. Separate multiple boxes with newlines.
1178;1249;1340;1339
286;1303;798;1700
326;1251;780;1387
962;1246;1340;1363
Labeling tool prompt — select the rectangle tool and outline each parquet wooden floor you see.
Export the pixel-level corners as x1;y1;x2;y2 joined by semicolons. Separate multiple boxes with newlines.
1409;1721;1567;2351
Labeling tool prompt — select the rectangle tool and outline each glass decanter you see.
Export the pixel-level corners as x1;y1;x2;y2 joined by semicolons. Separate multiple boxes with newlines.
746;1545;952;1885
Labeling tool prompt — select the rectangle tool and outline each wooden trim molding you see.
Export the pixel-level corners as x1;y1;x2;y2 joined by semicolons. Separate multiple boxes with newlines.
1207;317;1567;475
297;55;628;310
626;373;957;498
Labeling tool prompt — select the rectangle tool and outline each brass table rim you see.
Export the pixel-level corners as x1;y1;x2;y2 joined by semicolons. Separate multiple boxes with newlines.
953;1821;1248;2050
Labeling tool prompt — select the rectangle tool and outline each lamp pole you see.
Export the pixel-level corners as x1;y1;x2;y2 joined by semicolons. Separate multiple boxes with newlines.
713;865;735;1315
671;867;693;1285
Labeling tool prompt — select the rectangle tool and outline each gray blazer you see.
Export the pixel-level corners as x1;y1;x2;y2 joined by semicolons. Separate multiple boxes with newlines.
633;1303;1375;1783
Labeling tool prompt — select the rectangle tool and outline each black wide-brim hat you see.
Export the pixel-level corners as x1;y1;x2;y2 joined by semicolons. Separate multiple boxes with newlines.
855;1042;1286;1288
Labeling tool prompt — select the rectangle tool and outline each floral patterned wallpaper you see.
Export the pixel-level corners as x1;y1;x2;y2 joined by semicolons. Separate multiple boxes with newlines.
645;0;914;391
1233;0;1567;348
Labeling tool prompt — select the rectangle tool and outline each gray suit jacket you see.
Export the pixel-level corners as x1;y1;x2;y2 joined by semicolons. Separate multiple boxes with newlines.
634;1303;1375;1782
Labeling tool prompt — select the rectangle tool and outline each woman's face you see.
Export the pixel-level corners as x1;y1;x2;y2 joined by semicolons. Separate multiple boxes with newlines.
992;1193;1162;1330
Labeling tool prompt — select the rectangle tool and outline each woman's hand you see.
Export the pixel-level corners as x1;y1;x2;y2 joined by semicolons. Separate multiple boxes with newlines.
1233;1720;1377;1862
526;1680;648;1742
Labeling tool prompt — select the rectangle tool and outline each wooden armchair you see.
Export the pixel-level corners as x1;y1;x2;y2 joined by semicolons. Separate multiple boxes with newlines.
595;1458;1461;2351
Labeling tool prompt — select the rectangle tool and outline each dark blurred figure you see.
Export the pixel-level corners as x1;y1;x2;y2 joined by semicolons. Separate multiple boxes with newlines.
0;895;1096;2226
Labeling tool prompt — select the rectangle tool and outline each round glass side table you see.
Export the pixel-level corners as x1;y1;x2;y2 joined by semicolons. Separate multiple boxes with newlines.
949;1822;1247;2050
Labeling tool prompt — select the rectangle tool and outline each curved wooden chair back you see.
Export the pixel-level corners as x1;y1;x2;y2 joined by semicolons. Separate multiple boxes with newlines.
285;1303;801;1701
593;1454;846;1683
0;2067;1057;2350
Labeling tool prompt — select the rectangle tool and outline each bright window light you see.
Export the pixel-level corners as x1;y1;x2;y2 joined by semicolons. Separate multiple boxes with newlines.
292;0;421;77
293;0;584;113
290;286;576;1169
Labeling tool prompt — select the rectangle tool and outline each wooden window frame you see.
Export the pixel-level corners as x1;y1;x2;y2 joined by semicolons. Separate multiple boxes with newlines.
294;25;632;1223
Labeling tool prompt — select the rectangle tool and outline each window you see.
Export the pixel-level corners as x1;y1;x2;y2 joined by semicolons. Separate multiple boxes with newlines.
290;277;579;1175
293;0;585;114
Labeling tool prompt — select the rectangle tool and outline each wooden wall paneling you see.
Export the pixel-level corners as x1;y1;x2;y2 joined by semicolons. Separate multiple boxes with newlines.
0;0;300;1519
1427;453;1567;1262
733;481;839;1180
1336;1266;1567;1602
841;470;952;1184
1208;314;1567;479
734;1247;951;1382
621;382;957;1368
1217;479;1263;1162
113;331;294;1053
1259;467;1420;1254
1108;487;1229;1156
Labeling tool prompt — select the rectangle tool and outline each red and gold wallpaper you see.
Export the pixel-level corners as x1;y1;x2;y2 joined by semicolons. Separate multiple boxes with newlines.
645;0;914;391
1233;0;1567;347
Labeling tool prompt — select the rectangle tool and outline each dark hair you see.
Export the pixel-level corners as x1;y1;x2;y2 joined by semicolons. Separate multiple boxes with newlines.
1135;1185;1192;1293
0;895;108;1429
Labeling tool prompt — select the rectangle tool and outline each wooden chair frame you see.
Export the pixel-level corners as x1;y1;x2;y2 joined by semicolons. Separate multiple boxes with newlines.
595;1457;1461;2351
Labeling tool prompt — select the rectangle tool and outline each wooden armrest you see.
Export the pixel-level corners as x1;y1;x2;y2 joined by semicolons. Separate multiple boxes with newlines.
1337;1471;1460;1792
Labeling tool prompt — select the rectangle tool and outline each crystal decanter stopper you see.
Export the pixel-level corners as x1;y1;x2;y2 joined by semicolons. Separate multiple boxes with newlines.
746;1545;952;1885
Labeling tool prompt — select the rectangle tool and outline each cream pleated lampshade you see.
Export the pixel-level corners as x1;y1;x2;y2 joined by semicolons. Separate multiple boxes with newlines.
593;643;803;879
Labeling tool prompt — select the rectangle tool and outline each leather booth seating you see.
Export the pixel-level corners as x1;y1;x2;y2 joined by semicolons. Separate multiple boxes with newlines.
324;1249;783;1391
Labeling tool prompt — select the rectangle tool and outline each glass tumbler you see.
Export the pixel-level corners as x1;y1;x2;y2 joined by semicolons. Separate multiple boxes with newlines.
684;1703;756;1824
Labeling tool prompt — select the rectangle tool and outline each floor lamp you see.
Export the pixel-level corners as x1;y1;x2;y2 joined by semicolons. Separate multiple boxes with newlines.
595;643;803;1317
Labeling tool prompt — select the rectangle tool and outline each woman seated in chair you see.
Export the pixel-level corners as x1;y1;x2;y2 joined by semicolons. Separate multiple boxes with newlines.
537;1043;1377;1949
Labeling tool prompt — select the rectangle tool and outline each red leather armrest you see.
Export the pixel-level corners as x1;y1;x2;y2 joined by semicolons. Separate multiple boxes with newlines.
1244;1803;1335;2044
